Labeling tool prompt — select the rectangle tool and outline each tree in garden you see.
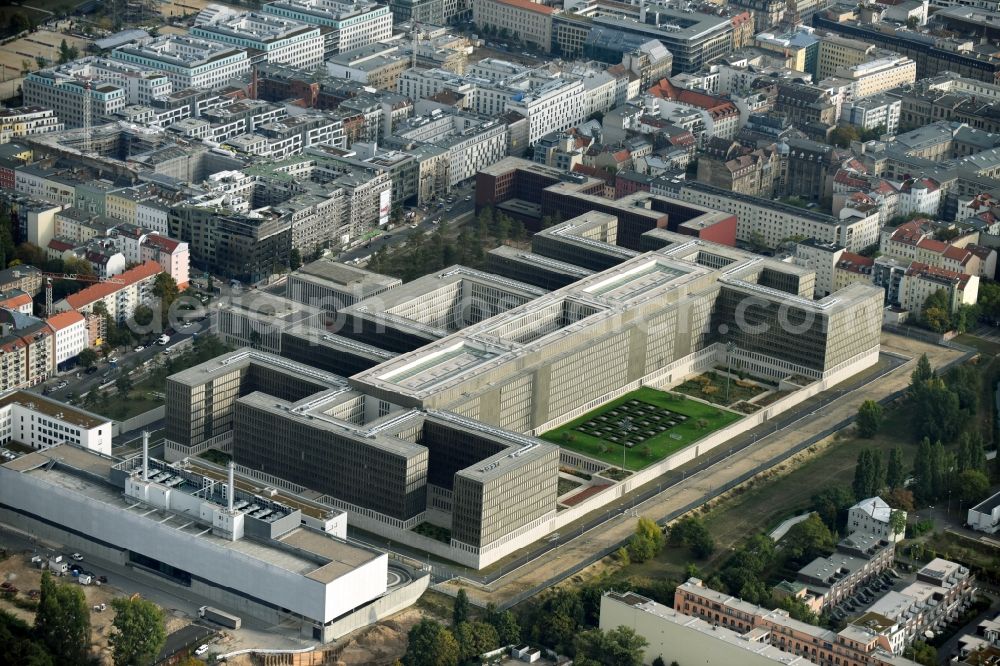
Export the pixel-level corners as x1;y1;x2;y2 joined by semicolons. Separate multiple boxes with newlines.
109;595;165;666
889;509;907;538
856;400;883;438
853;449;885;500
404;619;460;666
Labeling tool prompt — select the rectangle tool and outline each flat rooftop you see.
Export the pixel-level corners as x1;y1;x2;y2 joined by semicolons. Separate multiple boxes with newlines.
279;528;378;583
168;348;348;388
292;259;401;293
580;258;690;301
0;391;110;430
7;446;377;579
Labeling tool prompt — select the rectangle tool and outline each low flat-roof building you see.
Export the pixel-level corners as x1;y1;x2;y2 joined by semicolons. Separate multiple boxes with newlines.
969;490;1000;533
0;443;427;642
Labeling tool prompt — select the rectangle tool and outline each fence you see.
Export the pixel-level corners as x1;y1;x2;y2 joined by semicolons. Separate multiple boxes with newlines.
486;345;977;609
111;406;165;437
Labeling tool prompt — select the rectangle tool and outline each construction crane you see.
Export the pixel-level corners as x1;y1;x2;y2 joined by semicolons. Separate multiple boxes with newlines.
43;274;126;317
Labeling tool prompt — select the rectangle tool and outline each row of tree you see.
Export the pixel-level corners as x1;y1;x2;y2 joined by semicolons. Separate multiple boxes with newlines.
367;208;527;282
403;590;521;666
8;571;167;666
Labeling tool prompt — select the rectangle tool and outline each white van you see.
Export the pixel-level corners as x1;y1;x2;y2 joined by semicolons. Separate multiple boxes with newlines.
157;334;170;345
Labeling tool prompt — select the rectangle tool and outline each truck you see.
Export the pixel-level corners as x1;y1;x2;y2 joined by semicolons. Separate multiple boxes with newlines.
199;606;241;630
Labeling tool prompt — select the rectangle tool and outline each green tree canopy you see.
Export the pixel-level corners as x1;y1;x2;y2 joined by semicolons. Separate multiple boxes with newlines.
404;618;460;666
109;595;165;666
78;347;99;368
0;609;53;666
856;400;883;438
783;514;835;564
454;621;499;662
34;571;90;664
452;588;469;627
886;446;906;490
574;626;648;666
955;469;990;505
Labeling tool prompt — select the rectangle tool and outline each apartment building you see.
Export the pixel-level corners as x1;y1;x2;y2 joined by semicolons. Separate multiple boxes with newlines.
55;260;162;324
898;262;979;314
600;591;818;666
192;6;324;70
140;235;190;289
696;140;783;197
794;239;845;299
391;111;508;187
828;55;916;101
111;36;250;91
794;534;896;610
262;0;392;55
22;61;144;128
816;32;875;79
0;311;53;391
849;497;906;544
0;291;33;316
0;107;63;144
0;391;111;455
842;93;900;135
674;578;919;666
653;178;881;252
397;67;587;144
45;310;88;369
866;559;977;646
472;0;554;53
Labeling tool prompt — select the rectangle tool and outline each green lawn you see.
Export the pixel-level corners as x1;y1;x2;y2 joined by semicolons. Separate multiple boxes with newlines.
541;387;742;471
621;407;919;582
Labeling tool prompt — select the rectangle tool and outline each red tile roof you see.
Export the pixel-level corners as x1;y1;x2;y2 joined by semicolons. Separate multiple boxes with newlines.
64;260;162;310
916;238;948;253
142;234;181;253
0;293;32;310
45;310;84;331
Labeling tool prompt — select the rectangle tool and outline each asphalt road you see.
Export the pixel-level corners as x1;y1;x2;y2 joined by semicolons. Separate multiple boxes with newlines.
337;183;478;265
32;314;215;403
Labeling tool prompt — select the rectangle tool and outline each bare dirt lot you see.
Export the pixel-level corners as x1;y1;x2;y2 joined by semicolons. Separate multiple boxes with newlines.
0;550;188;664
0;29;91;81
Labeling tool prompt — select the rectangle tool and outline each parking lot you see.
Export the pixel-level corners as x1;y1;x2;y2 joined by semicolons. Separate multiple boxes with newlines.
828;570;901;624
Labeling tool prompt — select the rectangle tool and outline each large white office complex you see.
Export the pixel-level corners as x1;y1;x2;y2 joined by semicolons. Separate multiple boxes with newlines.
397;66;587;144
111;36;250;91
192;5;325;69
23;58;172;128
262;0;393;55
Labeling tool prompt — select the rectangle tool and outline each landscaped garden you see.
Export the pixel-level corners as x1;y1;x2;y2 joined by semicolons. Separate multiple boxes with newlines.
541;386;742;471
413;522;451;544
557;477;582;496
674;371;767;406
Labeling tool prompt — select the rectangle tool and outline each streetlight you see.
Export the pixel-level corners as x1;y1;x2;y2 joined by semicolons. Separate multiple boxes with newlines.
725;341;737;404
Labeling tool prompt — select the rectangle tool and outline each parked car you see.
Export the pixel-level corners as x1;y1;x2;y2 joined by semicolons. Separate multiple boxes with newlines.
133;345;144;353
70;553;83;561
195;645;209;656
